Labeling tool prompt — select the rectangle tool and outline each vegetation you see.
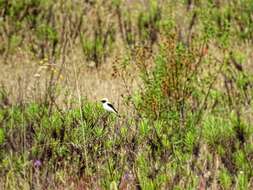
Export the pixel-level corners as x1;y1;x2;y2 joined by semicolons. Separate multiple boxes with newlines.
0;0;253;189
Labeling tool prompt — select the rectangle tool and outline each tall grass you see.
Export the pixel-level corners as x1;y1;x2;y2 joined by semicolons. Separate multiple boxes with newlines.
0;0;253;189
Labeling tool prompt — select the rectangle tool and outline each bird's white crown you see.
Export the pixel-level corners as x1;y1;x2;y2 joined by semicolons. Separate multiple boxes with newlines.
101;98;109;103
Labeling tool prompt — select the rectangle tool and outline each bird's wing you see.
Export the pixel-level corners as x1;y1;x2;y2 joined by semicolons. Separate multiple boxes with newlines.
107;102;118;114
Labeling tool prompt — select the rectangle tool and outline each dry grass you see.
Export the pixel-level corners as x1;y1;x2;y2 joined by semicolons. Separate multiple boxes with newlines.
1;1;253;189
0;45;139;114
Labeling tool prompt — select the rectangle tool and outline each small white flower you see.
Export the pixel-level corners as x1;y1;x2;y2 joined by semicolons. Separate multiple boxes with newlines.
34;73;40;78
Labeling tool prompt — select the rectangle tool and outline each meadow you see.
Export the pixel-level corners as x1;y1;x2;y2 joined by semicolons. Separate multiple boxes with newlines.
0;0;253;189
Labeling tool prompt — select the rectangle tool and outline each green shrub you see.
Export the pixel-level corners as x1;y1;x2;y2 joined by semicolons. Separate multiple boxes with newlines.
202;115;235;148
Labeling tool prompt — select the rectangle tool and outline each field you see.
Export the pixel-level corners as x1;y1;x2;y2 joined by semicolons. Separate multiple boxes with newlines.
0;0;253;189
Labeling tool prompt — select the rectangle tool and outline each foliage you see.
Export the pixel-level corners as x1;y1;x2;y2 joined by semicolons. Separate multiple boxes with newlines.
0;0;253;189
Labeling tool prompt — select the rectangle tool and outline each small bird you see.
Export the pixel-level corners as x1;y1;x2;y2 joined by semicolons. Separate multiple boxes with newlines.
101;98;120;116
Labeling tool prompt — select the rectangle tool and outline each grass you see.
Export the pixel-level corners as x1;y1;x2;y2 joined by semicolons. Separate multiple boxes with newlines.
0;0;253;189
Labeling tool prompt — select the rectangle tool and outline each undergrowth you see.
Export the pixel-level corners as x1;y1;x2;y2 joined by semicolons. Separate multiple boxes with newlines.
0;0;253;190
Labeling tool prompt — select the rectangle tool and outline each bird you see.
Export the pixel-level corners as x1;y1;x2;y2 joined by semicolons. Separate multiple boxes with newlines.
100;98;120;116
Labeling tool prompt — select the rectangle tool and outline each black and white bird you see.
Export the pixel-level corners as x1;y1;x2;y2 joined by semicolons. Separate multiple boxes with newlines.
100;98;120;116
